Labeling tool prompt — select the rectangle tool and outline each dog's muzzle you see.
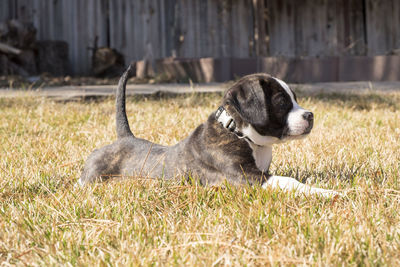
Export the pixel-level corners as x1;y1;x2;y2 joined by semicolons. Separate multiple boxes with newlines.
286;107;314;136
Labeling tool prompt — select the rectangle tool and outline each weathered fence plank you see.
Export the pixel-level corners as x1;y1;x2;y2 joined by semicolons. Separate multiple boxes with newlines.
366;0;400;55
338;0;366;55
267;0;296;57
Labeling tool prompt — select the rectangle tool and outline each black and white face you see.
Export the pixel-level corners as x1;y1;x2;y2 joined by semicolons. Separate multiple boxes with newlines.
272;77;313;140
223;74;313;146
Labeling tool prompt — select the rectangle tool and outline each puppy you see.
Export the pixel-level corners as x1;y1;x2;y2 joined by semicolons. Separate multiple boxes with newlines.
79;65;338;197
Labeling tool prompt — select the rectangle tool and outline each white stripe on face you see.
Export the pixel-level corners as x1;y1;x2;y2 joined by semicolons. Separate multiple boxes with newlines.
272;77;311;137
272;77;297;105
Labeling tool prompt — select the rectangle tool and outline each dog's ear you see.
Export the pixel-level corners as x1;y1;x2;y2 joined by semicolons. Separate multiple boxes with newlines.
223;78;269;127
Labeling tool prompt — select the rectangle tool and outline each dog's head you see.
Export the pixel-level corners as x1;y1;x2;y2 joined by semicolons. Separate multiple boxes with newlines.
221;73;313;146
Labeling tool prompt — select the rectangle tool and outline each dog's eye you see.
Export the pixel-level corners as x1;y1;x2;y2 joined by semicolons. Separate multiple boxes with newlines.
274;96;286;107
272;93;288;110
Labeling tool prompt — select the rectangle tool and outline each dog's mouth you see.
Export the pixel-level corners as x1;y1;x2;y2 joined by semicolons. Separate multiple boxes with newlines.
280;121;313;140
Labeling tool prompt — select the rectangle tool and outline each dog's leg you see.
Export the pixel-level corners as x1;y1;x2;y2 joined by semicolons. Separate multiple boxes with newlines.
262;176;339;198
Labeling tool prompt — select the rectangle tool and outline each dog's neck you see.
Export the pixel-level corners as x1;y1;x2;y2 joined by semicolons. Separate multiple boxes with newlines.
248;143;272;172
213;106;273;173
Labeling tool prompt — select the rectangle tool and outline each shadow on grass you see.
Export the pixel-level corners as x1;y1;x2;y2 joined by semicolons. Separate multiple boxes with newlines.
0;174;75;201
45;91;225;108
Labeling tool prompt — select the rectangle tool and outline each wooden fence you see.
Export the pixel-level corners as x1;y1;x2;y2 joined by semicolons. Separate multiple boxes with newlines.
1;0;399;76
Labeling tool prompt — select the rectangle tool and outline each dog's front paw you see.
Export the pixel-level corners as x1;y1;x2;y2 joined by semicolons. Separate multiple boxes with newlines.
264;176;343;198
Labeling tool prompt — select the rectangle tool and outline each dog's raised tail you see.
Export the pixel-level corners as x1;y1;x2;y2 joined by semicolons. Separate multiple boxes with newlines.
116;64;134;139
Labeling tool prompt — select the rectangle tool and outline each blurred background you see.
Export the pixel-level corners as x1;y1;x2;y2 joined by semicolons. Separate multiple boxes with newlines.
0;0;399;83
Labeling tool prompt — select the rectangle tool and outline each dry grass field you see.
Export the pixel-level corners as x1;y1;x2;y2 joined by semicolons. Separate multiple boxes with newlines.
1;89;400;266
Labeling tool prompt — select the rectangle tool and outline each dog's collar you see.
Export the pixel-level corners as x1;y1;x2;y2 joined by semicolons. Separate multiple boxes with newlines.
215;106;258;146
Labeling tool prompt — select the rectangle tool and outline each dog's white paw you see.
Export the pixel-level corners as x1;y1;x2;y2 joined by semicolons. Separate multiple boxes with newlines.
263;176;342;198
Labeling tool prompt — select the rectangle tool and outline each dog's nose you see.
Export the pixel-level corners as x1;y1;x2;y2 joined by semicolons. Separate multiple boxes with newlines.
302;112;314;122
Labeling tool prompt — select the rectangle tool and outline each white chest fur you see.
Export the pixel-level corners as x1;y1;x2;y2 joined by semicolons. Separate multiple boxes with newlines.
248;143;272;172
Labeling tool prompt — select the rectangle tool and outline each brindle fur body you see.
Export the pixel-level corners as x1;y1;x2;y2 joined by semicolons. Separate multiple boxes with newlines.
80;117;265;186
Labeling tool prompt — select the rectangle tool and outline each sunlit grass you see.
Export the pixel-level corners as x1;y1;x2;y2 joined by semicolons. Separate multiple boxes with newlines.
1;90;400;265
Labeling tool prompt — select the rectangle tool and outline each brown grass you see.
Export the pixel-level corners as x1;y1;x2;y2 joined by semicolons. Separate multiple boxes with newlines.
1;90;400;266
